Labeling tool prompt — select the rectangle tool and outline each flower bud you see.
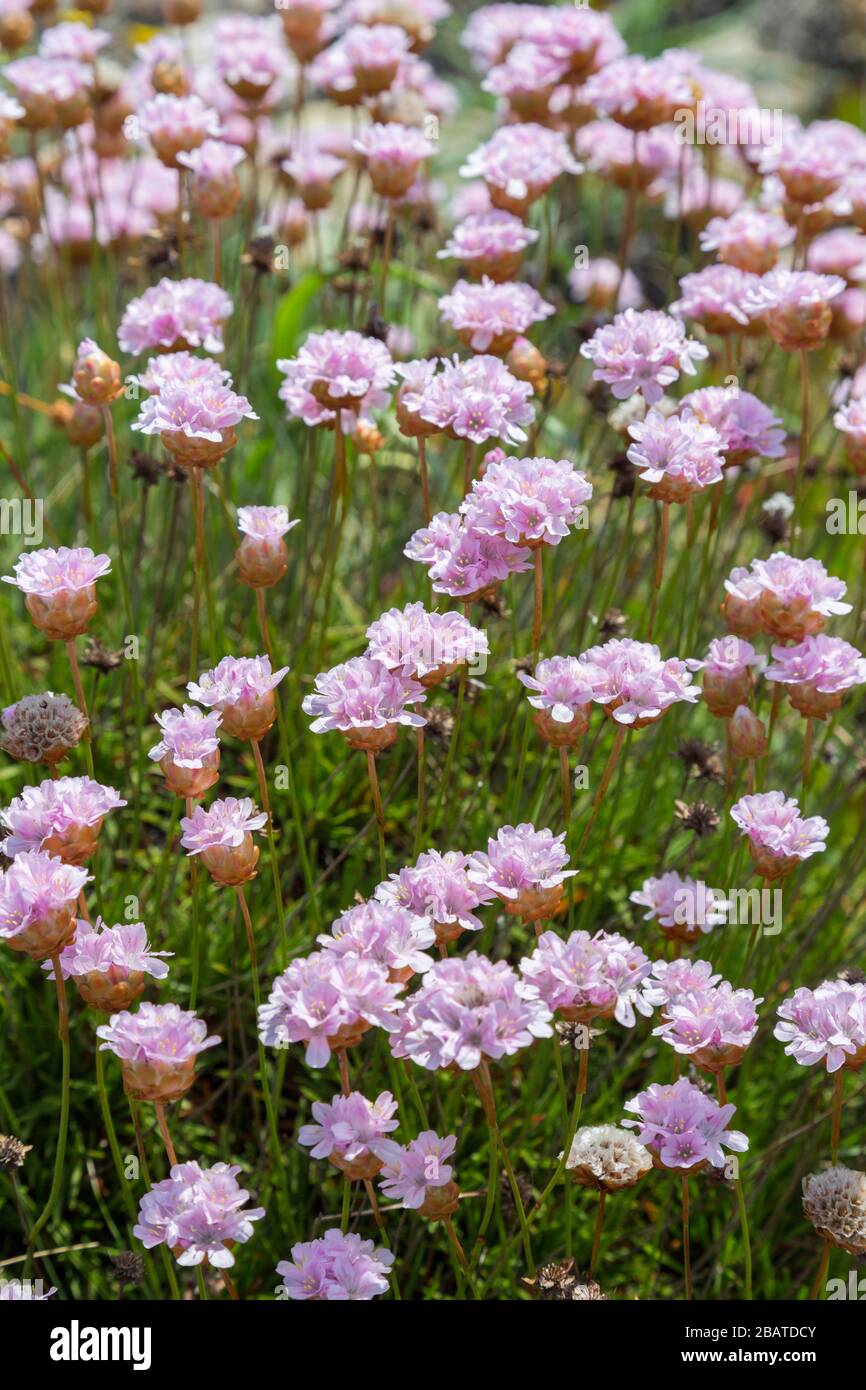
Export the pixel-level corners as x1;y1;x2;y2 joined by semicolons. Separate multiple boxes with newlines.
729;705;768;760
72;340;123;407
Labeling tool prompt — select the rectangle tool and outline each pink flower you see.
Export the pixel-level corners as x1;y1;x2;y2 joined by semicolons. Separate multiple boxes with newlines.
518;655;595;747
653;982;761;1071
177;139;245;219
40;20;111;63
626;409;725;503
568;257;643;313
134;1162;264;1268
137;92;221;168
630;872;727;940
775;981;866;1073
281;149;347;210
378;1131;458;1217
298;1090;399;1178
4;56;92;129
118;278;233;355
807;228;866;284
460;123;581;214
581;637;699;726
342;22;411;94
235;506;299;588
699;208;794;274
693;635;760;717
0;850;89;960
522;5;625;80
764;634;866;718
724;552;851;641
279;330;395;410
302;655;425;751
583;53;695;130
3;545;111;641
277;1230;393;1301
180;796;267;886
744;270;846;352
623;1077;748;1170
148;705;221;798
133;380;257;468
414;520;531;600
438;210;538;283
731;790;828;880
468;822;576;922
520;928;653;1026
1;777;126;864
438;276;554;355
258;951;404;1067
672;265;763;335
462;454;592;545
576;119;680;191
680;385;785;464
188;655;288;740
410;354;535;446
365;603;488;684
834;398;866;472
43;918;171;1012
482;42;568;118
375;849;494;943
642;957;722;1010
759;125;847;205
317;900;435;980
97;1001;220;1102
133;352;232;396
390;952;553;1071
462;4;541;72
580;308;709;404
354;121;434;199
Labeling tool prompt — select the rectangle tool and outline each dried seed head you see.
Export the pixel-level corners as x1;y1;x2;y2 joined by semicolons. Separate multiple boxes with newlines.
81;638;124;673
565;1124;653;1193
110;1251;146;1286
676;738;724;783
674;799;720;837
803;1166;866;1255
1;693;87;766
0;1134;32;1172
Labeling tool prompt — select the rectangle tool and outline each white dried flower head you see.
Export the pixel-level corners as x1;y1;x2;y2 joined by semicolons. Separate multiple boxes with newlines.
1;693;88;766
802;1165;866;1254
564;1123;653;1192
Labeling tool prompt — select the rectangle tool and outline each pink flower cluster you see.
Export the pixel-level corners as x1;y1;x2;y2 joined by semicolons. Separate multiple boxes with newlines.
623;1077;748;1170
581;309;709;404
134;1161;264;1268
520;928;653;1026
775;980;866;1073
277;1229;393;1301
257;952;404;1067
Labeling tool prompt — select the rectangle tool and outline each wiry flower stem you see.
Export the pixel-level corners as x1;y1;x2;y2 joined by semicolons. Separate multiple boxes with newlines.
577;724;628;854
66;640;95;778
155;1101;178;1167
830;1069;844;1163
589;1190;606;1277
366;750;387;879
681;1174;692;1300
27;964;71;1254
250;738;288;962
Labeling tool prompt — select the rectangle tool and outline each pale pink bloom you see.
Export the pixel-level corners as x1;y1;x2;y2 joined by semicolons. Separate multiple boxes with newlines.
298;1090;399;1165
468;822;577;922
623;1077;748;1170
576;119;680;191
137;93;221;167
438;276;554;354
680;385;785;463
438;211;538;282
133;353;232;396
318;900;436;978
0;777;125;861
237;506;299;540
834;398;866;470
518;655;596;728
148;705;221;798
764;635;866;718
188;656;288;740
699;207;794;275
410;354;535;446
390;951;553;1071
775;981;866;1073
731;790;828;879
520;928;653;1027
672;265;763;335
630;872;727;935
378;1131;457;1213
693;636;760;717
581;637;699;726
522;5;625;79
43;918;171;1014
583;53;694;130
807;229;866;284
132;380;257;447
365;603;487;683
0;850;89;958
568;257;643;313
728;552;852;641
744;269;846;351
281;149;346;209
580;308;708;404
180;796;267;855
462;454;592;544
354;121;434;199
40;21;110;64
662;168;744;225
460;123;581;213
375;849;494;938
279;330;395;410
642;957;722;1010
759;125;848;204
403;510;461;565
134;1161;264;1269
258;951;404;1067
626;409;724;502
277;1229;393;1301
302;656;425;745
118;278;233;355
653;982;761;1070
342;22;411;94
462;4;547;72
424;525;531;600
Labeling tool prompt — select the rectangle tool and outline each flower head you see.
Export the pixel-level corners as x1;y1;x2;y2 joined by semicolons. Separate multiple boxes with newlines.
354;121;434;198
699;207;795;274
520;928;653;1026
731;790;828;880
580;309;709;404
298;1090;399;1180
235;507;299;588
302;655;426;751
744;269;846;352
0;850;89;960
565;1124;652;1192
775;980;866;1073
137;92;221;167
390;951;552;1071
133;380;257;469
802;1167;866;1255
1;776;126;863
3;546;111;640
438;276;554;354
672;265;763;336
626;409;725;503
694;635;760;717
375;848;493;945
653;981;761;1071
630;871;728;943
97;1001;220;1102
438;211;538;283
280;330;395;411
462;455;592;545
765;635;866;719
134;1161;264;1267
118;278;233;355
724;553;851;642
1;692;87;768
583;53;695;130
580;637;699;726
468;822;576;922
365;603;487;685
188;655;288;740
378;1131;459;1218
518;656;596;746
410;354;535;446
680;385;785;464
180;797;267;886
148;705;221;798
44;918;172;1012
318;900;435;981
623;1077;748;1171
460;123;581;215
277;1229;394;1300
258;951;404;1067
